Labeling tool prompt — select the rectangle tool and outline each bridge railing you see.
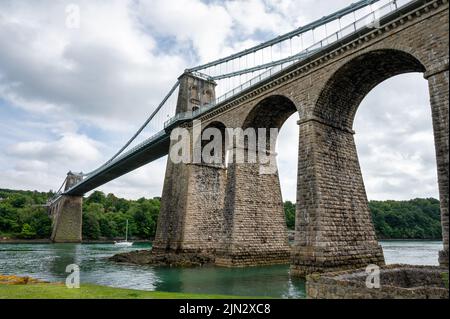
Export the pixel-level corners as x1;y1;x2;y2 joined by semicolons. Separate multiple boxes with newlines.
210;0;412;108
166;0;415;131
185;0;413;100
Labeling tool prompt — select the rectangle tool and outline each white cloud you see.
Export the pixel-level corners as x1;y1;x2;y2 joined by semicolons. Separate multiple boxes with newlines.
7;133;102;164
0;0;440;203
136;0;233;63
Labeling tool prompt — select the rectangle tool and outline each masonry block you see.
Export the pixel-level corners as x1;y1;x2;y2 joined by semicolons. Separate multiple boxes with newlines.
50;172;83;243
291;121;385;276
215;150;291;267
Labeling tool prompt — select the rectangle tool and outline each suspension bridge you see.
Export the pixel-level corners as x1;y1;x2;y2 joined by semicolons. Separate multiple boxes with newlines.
50;0;411;199
47;0;449;274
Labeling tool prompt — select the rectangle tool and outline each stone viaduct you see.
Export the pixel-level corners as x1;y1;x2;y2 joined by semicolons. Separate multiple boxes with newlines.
50;0;448;276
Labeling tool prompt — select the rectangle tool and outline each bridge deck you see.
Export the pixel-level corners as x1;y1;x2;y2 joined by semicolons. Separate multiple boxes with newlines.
66;133;170;195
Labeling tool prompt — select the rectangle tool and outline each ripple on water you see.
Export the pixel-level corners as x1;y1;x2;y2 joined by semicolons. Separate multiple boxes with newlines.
0;240;443;298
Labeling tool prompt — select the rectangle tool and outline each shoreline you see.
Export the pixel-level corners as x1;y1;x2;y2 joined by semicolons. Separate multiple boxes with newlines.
0;275;256;299
0;238;442;245
0;238;153;244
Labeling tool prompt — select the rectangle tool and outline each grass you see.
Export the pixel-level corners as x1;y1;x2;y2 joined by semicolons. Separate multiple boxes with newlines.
0;282;261;299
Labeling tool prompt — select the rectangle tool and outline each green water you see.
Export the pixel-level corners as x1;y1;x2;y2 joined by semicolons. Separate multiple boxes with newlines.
0;241;443;298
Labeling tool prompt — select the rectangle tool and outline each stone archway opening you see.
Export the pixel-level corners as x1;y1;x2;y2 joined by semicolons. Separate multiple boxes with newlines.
277;113;301;239
354;72;440;264
314;49;426;128
216;95;299;266
291;48;447;276
242;95;300;241
200;121;227;167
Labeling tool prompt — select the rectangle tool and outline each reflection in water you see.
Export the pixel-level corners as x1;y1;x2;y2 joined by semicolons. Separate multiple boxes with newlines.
0;240;442;298
47;244;79;278
152;265;305;298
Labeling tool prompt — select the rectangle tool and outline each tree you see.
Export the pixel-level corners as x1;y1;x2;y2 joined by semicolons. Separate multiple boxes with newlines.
29;209;52;238
85;191;106;206
284;201;295;230
369;199;442;239
19;223;36;239
10;195;28;208
98;214;118;238
1;187;442;241
82;212;100;239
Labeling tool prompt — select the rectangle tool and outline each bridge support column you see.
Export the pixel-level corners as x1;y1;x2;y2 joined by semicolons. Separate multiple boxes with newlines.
50;172;83;243
426;67;449;267
153;72;224;261
291;120;385;277
153;159;227;257
215;148;291;267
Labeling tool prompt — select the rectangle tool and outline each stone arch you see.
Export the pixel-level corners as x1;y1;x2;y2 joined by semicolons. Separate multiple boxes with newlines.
243;95;298;130
216;95;298;266
200;121;227;166
241;95;298;152
291;48;448;275
313;49;426;129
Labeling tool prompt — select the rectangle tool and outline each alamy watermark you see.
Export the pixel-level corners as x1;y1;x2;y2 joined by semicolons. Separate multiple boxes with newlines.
365;264;381;289
169;120;279;175
65;264;80;288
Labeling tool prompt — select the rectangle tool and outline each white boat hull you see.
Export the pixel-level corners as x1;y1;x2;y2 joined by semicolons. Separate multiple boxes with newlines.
114;241;133;247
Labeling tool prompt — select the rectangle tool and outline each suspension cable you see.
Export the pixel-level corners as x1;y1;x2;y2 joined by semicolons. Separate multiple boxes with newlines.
81;80;180;177
187;0;381;73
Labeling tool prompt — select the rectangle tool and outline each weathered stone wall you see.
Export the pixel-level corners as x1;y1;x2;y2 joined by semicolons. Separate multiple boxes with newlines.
426;68;449;267
50;173;83;243
176;73;216;114
153;75;227;255
50;195;83;243
153;149;228;254
306;265;449;299
216;158;291;266
155;0;449;273
291;120;384;276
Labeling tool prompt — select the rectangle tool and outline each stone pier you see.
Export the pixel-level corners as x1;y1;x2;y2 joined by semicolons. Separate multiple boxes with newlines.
215;153;291;267
113;0;449;274
49;172;83;243
426;66;449;267
152;72;223;259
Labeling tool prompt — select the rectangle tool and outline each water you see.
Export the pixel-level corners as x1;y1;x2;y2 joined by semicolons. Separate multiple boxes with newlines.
0;241;442;298
380;240;442;266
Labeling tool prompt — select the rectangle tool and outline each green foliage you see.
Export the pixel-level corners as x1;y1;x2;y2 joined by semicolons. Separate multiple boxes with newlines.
0;282;262;299
369;198;442;239
283;201;295;230
0;189;52;239
283;198;442;239
0;188;442;241
81;191;160;240
19;223;36;239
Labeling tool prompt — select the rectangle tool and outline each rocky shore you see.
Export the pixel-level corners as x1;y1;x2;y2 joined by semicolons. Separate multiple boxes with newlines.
306;264;449;299
0;274;47;285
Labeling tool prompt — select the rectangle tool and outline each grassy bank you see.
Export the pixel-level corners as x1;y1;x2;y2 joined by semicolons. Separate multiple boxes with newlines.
0;282;259;299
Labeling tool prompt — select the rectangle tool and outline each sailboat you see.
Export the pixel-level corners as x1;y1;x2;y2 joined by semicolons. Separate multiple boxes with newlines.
114;219;133;247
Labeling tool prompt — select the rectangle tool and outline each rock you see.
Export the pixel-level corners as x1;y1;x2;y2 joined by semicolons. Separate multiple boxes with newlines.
109;250;215;267
0;274;47;285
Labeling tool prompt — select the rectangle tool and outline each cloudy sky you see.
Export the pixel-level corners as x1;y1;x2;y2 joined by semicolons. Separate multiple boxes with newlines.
0;0;438;202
